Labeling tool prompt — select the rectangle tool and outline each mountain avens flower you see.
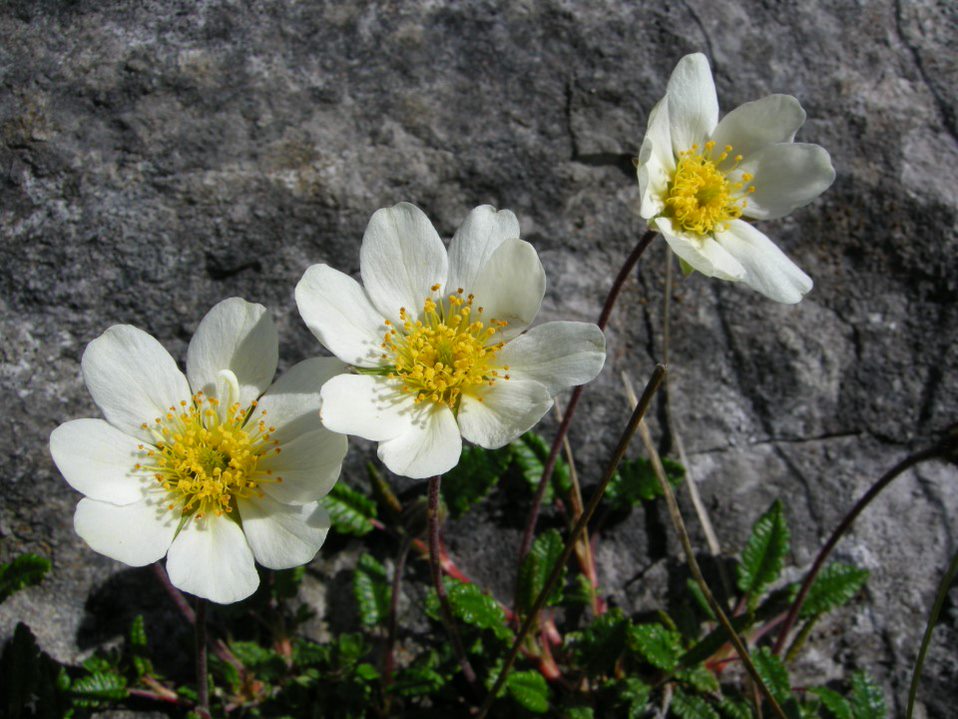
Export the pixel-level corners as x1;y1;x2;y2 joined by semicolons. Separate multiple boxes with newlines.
296;203;606;479
637;53;835;303
50;298;348;604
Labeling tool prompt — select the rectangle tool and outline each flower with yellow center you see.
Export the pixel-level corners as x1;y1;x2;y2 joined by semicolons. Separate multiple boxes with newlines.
637;53;836;303
50;298;348;604
296;203;607;479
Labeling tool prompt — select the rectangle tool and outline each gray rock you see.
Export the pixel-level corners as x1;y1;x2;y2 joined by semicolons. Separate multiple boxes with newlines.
1;0;955;715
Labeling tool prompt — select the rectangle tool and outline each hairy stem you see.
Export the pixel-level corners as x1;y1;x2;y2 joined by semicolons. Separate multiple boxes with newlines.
479;365;667;719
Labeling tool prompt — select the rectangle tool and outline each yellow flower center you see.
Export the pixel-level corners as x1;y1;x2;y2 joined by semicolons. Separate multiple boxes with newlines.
136;393;280;518
380;285;510;409
664;141;755;235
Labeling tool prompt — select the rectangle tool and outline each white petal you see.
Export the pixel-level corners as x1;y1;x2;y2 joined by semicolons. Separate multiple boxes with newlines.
296;264;389;369
458;379;554;450
360;203;449;324
239;496;330;569
637;96;675;219
255;357;348;445
320;374;418;442
655;217;745;282
710;94;806;159
470;239;545;340
81;325;192;442
447;205;521;294
377;404;462;479
259;427;347;505
666;53;719;154
74;496;176;566
50;419;150;505
714;220;813;303
186;298;278;408
497;321;606;397
166;514;259;604
738;143;836;220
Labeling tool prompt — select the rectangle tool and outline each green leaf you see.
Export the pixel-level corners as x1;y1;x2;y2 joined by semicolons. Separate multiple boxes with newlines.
443;445;511;518
517;529;566;614
849;671;886;719
811;687;852;719
753;647;791;704
676;663;720;693
353;553;390;628
0;554;51;603
566;609;629;675
507;670;550;714
564;708;595;719
429;578;512;642
71;672;127;705
605;456;684;510
615;677;651;719
228;641;287;680
800;563;870;619
736;500;790;603
512;432;570;503
717;697;752;719
565;573;596;607
128;614;147;649
671;688;720;719
321;482;377;536
391;660;445;698
627;623;682;671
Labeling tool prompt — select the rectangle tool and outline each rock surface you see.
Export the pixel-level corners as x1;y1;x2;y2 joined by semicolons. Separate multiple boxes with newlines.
1;0;956;715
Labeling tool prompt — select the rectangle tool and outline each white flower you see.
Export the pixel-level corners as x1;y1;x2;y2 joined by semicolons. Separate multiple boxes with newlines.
637;53;836;303
295;203;606;480
50;298;348;604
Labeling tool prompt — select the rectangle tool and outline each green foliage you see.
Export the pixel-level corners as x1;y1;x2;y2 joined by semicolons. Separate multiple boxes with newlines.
672;688;720;719
443;444;511;517
676;663;720;693
428;577;512;642
0;623;72;719
800;563;870;619
737;500;790;604
811;687;852;719
273;565;307;601
605;456;685;509
753;647;791;704
322;482;378;536
563;707;594;719
627;623;683;671
507;670;551;714
566;609;629;675
849;671;886;719
353;553;390;627
70;672;127;708
128;614;153;679
0;554;51;604
512;431;571;503
613;677;651;718
517;528;566;614
718;698;753;719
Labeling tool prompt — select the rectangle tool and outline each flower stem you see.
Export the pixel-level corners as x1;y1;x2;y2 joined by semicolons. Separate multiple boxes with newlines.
479;365;667;719
384;536;411;691
427;474;477;688
772;442;948;656
515;229;657;572
194;598;211;719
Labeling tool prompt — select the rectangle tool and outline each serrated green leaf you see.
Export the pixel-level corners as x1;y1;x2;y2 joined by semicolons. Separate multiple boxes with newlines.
800;563;870;619
849;671;886;719
677;663;720;693
128;614;147;649
433;578;512;642
606;456;685;510
736;500;790;603
391;663;445;698
443;445;510;518
70;672;127;704
672;688;720;719
627;623;682;671
512;432;570;503
753;647;791;704
321;482;377;536
718;697;752;719
353;553;390;628
227;641;287;680
565;573;596;607
335;633;369;666
0;554;51;604
678;612;753;669
564;707;594;719
566;608;628;675
507;670;550;714
616;677;651;719
811;687;852;719
517;529;566;614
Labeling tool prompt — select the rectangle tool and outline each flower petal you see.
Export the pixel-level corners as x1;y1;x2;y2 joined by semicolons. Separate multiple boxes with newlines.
50;418;149;505
637;96;675;219
81;325;192;442
320;373;418;441
654;217;745;282
447;205;521;294
360;202;449;323
666;53;719;154
497;321;606;397
255;357;348;445
238;496;330;570
166;514;259;604
376;404;462;479
458;379;554;449
470;239;545;340
259;427;347;505
710;94;806;159
738;142;836;220
296;264;389;368
74;496;176;566
714;220;813;303
186;298;278;407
